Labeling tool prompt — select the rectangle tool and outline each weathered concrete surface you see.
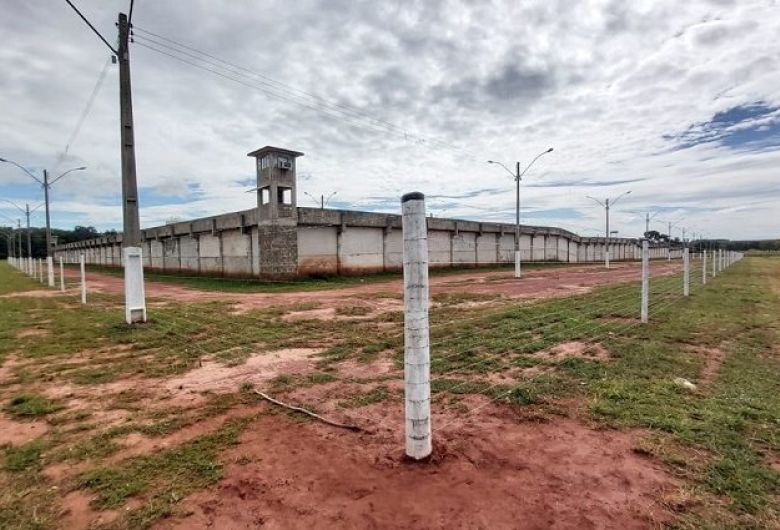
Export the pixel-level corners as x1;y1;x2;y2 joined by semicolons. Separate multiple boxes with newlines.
54;206;671;277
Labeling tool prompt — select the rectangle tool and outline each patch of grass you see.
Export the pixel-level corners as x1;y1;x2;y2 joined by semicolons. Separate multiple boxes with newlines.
0;263;45;296
338;386;390;408
3;439;49;472
4;394;61;418
335;304;372;317
433;292;500;306
306;372;338;385
77;416;252;528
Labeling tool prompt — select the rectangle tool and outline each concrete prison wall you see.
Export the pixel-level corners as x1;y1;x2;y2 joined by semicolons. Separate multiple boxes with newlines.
54;206;675;277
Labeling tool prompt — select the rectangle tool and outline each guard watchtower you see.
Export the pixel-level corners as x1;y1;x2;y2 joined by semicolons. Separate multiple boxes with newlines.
247;146;304;277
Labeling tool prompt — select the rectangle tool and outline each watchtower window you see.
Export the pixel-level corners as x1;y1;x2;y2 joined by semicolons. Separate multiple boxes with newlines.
259;187;271;205
278;187;292;205
258;156;271;170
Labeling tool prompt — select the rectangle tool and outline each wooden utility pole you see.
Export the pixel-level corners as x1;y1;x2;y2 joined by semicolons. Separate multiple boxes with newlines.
117;12;141;248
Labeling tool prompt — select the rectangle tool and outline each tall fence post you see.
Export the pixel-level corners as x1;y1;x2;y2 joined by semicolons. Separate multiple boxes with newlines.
402;191;432;460
38;258;43;282
59;257;65;292
683;247;690;296
123;247;148;324
47;256;54;287
702;250;707;285
712;249;717;277
79;254;87;305
641;240;649;323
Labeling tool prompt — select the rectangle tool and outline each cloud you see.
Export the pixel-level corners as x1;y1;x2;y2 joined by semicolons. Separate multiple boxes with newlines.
0;0;778;241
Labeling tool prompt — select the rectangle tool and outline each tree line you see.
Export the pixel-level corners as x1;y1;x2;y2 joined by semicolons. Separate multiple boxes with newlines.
0;226;117;259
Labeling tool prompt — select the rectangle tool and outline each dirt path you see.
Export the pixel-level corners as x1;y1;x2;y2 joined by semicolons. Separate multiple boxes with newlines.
154;399;677;530
61;261;683;313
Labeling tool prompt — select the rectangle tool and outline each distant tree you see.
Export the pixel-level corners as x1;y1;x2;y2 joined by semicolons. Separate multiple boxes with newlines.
72;226;99;240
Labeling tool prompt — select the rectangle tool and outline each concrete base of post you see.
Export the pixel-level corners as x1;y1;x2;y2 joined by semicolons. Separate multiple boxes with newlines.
402;192;431;460
123;247;147;325
514;250;521;278
59;257;65;292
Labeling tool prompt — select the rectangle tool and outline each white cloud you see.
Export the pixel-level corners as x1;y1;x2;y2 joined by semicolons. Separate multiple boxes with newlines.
0;0;778;240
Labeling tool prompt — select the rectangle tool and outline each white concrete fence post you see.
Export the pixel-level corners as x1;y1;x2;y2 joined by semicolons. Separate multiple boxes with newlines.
59;257;65;292
402;191;432;460
641;240;649;323
712;249;717;277
702;250;707;285
683;247;690;297
123;247;147;324
514;249;522;279
79;254;87;305
47;256;54;287
38;258;43;282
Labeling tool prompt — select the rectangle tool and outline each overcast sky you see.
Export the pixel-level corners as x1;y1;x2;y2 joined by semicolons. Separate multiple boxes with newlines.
1;0;778;240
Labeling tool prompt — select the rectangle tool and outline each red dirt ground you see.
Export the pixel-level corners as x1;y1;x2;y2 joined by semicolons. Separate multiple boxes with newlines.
4;262;691;529
58;261;683;314
154;398;677;530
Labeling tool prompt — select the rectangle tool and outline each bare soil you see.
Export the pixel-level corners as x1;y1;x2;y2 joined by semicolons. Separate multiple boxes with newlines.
536;341;611;362
687;345;727;385
0;414;48;445
154;399;678;530
4;262;694;529
60;261;683;315
164;348;320;394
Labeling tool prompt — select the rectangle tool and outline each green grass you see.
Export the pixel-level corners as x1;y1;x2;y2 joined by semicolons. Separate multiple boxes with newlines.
338;385;391;408
3;439;49;472
77;416;252;528
1;258;778;529
0;262;44;295
335;304;373;316
4;394;61;418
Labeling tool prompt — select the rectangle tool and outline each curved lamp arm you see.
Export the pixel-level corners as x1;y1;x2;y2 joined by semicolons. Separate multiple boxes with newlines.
50;166;87;186
0;157;43;186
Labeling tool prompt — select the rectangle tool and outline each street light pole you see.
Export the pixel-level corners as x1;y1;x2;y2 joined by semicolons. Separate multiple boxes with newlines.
43;170;51;255
644;210;661;236
587;190;632;269
0;199;39;259
304;191;337;209
488;147;554;279
26;204;32;259
0;160;85;257
515;161;520;275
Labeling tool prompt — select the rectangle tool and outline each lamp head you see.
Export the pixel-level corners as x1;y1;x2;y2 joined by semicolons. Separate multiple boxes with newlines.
0;157;7;163
546;148;554;153
487;160;496;164
76;166;87;171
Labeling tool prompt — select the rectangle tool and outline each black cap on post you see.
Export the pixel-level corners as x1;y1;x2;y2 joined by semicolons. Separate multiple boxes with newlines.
401;191;425;203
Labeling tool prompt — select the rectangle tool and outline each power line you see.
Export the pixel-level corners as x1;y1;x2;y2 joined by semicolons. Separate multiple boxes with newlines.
63;0;117;54
56;56;112;168
133;27;404;135
129;26;484;161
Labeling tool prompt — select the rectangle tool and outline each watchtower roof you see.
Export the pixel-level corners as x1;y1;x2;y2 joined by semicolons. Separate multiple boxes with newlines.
247;146;304;158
